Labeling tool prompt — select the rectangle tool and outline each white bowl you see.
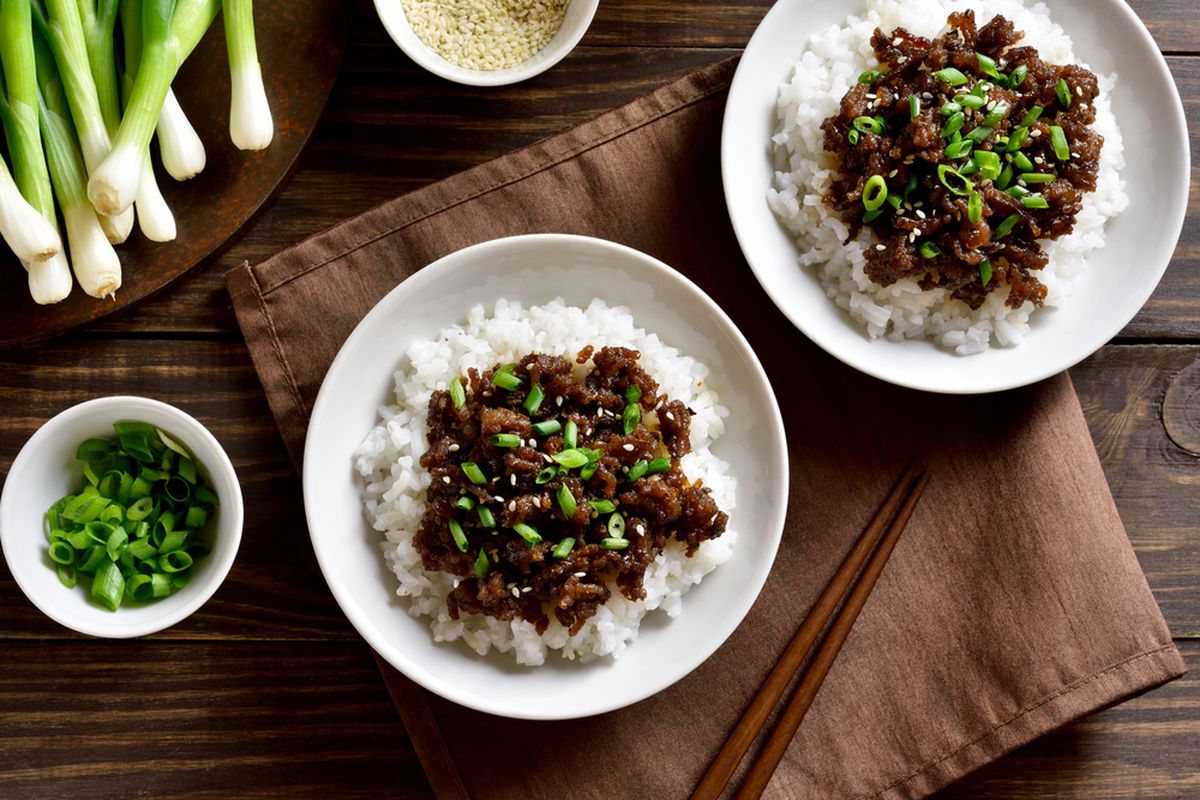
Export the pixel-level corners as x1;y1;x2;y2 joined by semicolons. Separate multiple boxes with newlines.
305;234;788;720
373;0;599;86
0;397;244;638
723;0;1189;394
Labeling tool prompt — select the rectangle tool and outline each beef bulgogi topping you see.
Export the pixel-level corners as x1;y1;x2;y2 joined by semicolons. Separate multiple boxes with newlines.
415;347;728;636
820;11;1104;310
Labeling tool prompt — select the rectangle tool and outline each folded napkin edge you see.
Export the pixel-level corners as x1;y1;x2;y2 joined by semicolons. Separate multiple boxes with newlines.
868;641;1186;799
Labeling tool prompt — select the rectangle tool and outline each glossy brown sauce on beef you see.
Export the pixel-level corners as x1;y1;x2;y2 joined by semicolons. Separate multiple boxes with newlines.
821;11;1104;309
415;347;728;636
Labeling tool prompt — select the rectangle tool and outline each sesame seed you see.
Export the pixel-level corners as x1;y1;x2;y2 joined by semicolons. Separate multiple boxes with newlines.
527;438;537;447
865;93;877;100
493;495;504;503
913;227;923;236
511;586;520;598
916;209;927;219
573;572;586;578
521;586;532;593
635;524;645;536
876;244;887;251
622;443;635;452
665;411;675;421
453;579;460;588
892;36;902;46
888;169;898;178
510;474;517;486
448;443;460;452
1075;85;1084;96
442;476;451;484
1071;152;1080;159
556;396;563;406
1030;129;1042;137
508;500;516;511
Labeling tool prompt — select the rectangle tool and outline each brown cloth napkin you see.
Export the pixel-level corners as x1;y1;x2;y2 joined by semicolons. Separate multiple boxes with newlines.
226;58;1185;799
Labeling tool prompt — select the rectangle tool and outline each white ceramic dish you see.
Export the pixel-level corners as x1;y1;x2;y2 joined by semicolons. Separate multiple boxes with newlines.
305;234;787;720
0;396;244;638
722;0;1189;394
374;0;599;86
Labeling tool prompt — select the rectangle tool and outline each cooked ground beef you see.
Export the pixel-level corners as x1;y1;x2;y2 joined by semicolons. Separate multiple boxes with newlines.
821;11;1104;310
415;347;728;636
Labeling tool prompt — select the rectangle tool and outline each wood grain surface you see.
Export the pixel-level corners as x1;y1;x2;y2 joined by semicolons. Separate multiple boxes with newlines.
0;1;1196;797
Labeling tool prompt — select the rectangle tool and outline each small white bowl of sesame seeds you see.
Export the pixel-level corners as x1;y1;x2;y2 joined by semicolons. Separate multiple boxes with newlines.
375;0;599;86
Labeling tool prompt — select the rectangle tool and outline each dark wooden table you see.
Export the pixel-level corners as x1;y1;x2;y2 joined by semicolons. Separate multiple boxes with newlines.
1;2;1196;797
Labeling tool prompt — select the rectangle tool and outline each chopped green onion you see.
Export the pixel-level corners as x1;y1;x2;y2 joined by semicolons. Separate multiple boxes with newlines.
552;538;575;558
488;433;521;448
1019;105;1044;127
535;466;557;484
1056;78;1072;107
477;506;496;527
852;116;886;135
919;242;941;259
1009;65;1028;87
491;364;523;391
454;495;476;512
625;384;642;404
646;457;672;474
982;102;1009;127
448;519;468;553
523;384;545;414
976;53;999;78
848;129;860;146
934;67;968;86
940;101;963;116
622;402;641;435
531;419;561;437
1050;125;1070;161
449;376;466;408
552;449;589;469
909;95;920;120
941;111;964;139
862;175;888;212
1020;172;1055;184
1012;152;1034;172
994;214;1021;238
513;523;541;546
555;484;577;518
627;461;649;481
607;513;626;538
1006;127;1028;152
473;550;490;579
589;499;616;514
1007;185;1030;199
460;462;487;485
858;69;883;84
1022;195;1050;209
945;140;974;160
564;420;578;449
48;541;75;565
954;93;986;110
996;163;1015;190
967;191;983;224
973;150;1001;181
966;126;993;145
863;208;885;223
600;538;629;550
980;259;993;286
91;560;124;611
56;565;76;588
937;164;974;196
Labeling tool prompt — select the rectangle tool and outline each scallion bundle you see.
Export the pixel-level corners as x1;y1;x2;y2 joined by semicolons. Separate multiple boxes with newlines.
45;420;219;611
0;0;273;303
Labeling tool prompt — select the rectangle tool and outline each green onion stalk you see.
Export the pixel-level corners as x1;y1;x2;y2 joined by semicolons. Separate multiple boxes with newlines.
223;0;271;151
0;0;72;303
88;0;218;216
74;0;137;242
0;149;60;263
34;29;121;297
118;0;174;239
156;85;204;179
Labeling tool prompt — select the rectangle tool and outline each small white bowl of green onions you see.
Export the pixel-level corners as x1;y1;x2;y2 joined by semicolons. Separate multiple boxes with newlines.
0;396;243;638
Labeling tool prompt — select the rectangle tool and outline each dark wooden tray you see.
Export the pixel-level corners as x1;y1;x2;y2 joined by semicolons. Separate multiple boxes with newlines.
0;0;351;347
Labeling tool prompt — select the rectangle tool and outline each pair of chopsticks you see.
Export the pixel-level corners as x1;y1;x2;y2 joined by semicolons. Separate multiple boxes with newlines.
693;463;930;800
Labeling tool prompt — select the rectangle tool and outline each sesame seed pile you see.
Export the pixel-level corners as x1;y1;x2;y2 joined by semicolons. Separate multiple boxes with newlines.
402;0;570;71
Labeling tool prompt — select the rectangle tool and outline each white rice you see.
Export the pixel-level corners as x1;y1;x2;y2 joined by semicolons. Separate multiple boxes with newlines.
767;0;1128;355
353;299;737;666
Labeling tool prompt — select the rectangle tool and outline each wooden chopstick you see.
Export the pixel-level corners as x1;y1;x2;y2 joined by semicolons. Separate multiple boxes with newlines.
692;464;930;800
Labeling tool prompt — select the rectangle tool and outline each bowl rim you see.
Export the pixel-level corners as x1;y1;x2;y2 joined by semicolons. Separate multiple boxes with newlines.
304;232;789;719
372;0;600;87
0;395;245;638
721;0;1191;395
